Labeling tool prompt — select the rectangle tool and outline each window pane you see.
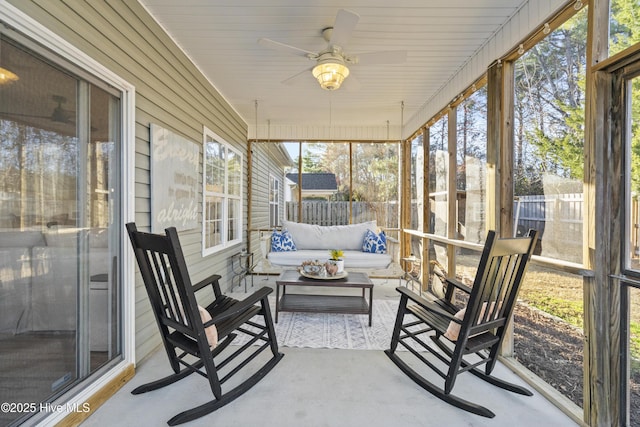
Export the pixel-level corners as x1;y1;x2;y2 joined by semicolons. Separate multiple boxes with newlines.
204;196;223;247
513;266;584;409
628;286;640;426
429;116;448;238
269;175;280;228
295;142;348;225
513;8;586;263
205;139;224;192
409;134;424;267
627;74;640;271
352;142;399;229
457;86;487;244
227;198;240;242
609;0;640;57
203;130;242;253
509;11;587;409
227;148;241;196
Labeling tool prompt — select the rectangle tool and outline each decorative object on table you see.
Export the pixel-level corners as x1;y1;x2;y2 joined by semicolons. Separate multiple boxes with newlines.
328;249;344;273
301;259;323;275
298;259;347;279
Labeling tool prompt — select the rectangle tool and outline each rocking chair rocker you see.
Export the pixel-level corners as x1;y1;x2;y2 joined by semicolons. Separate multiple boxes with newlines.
126;223;283;425
385;229;538;418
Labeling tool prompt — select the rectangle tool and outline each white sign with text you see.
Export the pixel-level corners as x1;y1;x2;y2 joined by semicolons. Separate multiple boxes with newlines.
151;124;199;232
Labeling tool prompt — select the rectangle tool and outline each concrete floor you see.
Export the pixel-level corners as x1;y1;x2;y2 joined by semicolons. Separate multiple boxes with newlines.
82;277;579;427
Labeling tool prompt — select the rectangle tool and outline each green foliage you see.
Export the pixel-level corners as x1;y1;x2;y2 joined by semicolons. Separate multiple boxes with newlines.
513;10;587;194
519;290;584;329
610;0;640;55
630;322;640;362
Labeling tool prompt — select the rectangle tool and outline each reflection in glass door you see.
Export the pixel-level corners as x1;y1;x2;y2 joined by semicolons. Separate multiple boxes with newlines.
0;34;121;425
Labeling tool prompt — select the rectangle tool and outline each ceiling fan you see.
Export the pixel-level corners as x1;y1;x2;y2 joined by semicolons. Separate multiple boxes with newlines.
258;9;407;91
49;95;74;123
0;94;75;124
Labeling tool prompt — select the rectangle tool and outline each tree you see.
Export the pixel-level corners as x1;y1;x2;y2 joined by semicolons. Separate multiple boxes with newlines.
513;8;588;195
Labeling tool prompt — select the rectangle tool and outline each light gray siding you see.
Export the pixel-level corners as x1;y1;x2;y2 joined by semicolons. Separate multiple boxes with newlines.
249;142;290;262
9;0;249;362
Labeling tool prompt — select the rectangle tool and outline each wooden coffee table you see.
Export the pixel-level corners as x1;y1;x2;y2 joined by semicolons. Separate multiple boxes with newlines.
275;269;374;326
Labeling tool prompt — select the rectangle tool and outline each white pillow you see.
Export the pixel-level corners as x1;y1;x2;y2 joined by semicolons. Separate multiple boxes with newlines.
198;305;218;348
443;301;501;341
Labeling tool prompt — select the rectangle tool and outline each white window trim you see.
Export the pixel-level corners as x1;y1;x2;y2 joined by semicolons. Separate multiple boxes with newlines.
0;3;136;426
269;174;281;228
202;127;243;256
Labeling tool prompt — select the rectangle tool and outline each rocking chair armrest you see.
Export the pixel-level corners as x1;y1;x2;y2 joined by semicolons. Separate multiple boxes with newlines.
396;287;457;322
193;274;223;296
444;277;472;294
210;286;273;324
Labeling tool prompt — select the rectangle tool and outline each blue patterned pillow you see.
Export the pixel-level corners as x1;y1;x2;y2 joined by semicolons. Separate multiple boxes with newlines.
362;229;387;254
271;229;297;252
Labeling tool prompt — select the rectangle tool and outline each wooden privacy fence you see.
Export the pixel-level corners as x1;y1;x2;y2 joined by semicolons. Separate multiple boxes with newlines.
514;193;583;263
514;193;583;236
285;201;399;228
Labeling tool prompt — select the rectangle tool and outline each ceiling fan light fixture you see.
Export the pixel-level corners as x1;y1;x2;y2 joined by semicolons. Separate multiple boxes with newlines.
0;67;19;85
312;61;349;91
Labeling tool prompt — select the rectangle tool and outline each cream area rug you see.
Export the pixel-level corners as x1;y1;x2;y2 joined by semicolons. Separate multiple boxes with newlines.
234;298;404;351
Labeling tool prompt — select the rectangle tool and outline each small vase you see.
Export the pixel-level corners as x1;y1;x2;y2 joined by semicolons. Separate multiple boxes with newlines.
332;259;344;273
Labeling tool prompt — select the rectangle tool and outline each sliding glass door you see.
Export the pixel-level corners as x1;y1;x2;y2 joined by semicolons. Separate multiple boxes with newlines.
0;32;122;425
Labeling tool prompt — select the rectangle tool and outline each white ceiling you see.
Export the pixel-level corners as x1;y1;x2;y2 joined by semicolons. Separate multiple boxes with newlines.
139;0;528;135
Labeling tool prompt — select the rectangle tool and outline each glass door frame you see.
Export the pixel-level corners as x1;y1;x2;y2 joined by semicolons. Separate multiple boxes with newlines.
1;3;136;425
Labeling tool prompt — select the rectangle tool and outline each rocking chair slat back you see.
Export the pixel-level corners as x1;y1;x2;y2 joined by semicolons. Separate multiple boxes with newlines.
126;223;283;426
386;229;538;418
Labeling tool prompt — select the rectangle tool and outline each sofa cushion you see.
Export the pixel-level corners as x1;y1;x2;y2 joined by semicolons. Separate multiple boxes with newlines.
362;229;387;254
44;228;83;247
282;220;376;251
0;248;32;333
268;249;391;269
0;231;45;248
271;229;297;252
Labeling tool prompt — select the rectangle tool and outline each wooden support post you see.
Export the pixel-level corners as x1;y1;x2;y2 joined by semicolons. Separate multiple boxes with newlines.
486;61;501;235
247;140;254;254
585;1;617;425
422;127;431;291
447;109;457;279
400;138;412;262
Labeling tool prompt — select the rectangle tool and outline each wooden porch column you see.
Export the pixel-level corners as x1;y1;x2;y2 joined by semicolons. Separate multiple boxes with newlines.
585;0;617;425
486;60;502;235
447;109;457;278
422;127;431;290
400;137;412;261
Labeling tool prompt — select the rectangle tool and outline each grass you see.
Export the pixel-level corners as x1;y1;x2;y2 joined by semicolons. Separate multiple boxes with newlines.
455;256;640;361
519;267;640;363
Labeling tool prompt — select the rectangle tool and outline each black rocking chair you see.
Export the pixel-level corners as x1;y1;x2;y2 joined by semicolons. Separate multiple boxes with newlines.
126;223;283;425
385;229;538;418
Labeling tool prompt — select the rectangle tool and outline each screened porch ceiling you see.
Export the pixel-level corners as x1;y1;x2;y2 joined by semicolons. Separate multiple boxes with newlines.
139;0;531;133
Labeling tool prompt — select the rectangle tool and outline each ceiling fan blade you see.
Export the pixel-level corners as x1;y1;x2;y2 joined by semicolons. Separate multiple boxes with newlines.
356;50;408;65
281;67;313;86
342;75;361;92
329;9;359;47
258;38;317;58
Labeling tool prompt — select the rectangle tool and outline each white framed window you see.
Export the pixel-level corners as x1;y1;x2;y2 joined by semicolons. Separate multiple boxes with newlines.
269;174;280;228
202;127;242;255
